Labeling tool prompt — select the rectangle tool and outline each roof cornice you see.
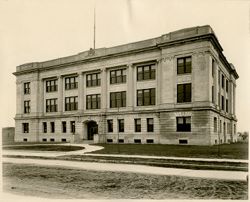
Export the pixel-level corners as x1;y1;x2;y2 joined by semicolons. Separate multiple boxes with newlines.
13;25;239;79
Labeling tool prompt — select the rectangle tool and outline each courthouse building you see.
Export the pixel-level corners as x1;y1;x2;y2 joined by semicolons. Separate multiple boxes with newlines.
13;25;238;145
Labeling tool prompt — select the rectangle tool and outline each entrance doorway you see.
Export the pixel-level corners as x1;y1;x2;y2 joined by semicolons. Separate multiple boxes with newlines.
87;121;98;140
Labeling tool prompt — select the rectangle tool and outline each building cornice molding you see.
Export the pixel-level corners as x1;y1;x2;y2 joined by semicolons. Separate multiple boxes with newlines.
13;26;238;79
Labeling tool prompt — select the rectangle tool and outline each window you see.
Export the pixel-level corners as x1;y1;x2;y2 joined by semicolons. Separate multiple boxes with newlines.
86;94;101;109
22;123;29;133
62;138;67;142
118;139;124;143
214;117;217;132
65;96;78;111
24;100;30;114
212;59;215;77
43;122;47;133
218;70;220;85
24;82;30;94
23;138;28;142
179;139;188;144
70;121;75;133
42;138;47;142
110;69;126;84
134;139;141;143
137;88;155;106
118;119;124;133
226;80;229;92
135;119;141;132
220;120;222;133
226;99;228;113
86;73;101;87
218;93;220;107
177;83;191;103
62;121;67;133
107;120;113;132
137;63;156;81
227;123;231;134
50;122;55;133
221;95;224;110
65;76;78;90
46;99;57;112
50;138;55;142
177;57;191;74
221;74;224;88
176;117;191;132
146;139;154;143
110;91;126;108
147;118;154;132
46;79;58;92
107;139;113;143
212;86;215;103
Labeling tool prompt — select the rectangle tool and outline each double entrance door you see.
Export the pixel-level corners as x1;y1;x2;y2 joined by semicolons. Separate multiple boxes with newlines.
87;121;98;140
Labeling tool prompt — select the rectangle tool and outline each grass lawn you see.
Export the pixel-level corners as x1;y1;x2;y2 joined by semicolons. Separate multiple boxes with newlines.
2;142;64;146
3;163;248;199
3;145;84;152
91;143;248;160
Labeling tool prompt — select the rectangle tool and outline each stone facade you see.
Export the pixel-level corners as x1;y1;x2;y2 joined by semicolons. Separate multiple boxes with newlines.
13;25;238;145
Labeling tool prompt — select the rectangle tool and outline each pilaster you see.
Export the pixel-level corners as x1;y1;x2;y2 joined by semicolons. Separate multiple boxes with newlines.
58;76;63;113
78;73;84;112
101;68;107;112
127;63;134;110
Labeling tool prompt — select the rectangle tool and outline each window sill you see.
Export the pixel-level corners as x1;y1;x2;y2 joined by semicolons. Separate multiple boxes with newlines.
137;78;156;82
177;73;192;76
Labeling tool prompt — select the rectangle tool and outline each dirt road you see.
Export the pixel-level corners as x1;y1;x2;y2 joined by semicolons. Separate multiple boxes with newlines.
3;163;248;199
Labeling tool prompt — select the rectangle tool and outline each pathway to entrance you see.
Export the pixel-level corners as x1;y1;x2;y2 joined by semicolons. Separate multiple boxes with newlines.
2;143;104;157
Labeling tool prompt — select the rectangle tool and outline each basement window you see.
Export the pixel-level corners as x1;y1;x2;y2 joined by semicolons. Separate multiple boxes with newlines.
134;139;141;144
179;139;188;144
42;138;47;142
118;139;124;143
146;139;154;144
61;138;67;142
23;138;27;142
107;139;113;143
50;138;55;142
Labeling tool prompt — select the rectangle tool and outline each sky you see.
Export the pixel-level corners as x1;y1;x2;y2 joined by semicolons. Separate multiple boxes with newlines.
0;0;249;133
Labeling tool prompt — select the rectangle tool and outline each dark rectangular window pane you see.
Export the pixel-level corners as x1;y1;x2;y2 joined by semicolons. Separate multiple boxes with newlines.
177;83;191;103
107;120;113;132
137;64;156;81
135;119;141;132
177;57;192;74
176;117;191;132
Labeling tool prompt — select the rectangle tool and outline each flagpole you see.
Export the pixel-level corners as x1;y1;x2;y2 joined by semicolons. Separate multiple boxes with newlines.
94;8;95;50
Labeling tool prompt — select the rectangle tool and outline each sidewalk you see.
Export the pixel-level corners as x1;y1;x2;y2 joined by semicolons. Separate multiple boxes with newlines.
3;157;248;181
2;143;104;157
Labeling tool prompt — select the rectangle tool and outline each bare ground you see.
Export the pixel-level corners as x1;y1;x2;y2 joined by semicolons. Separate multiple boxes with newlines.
3;163;248;200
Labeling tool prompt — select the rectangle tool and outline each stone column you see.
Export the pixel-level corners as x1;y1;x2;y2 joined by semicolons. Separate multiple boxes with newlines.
78;73;83;113
39;79;44;115
58;76;63;114
214;61;218;106
233;84;236;115
156;59;162;106
127;63;134;110
101;68;107;112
